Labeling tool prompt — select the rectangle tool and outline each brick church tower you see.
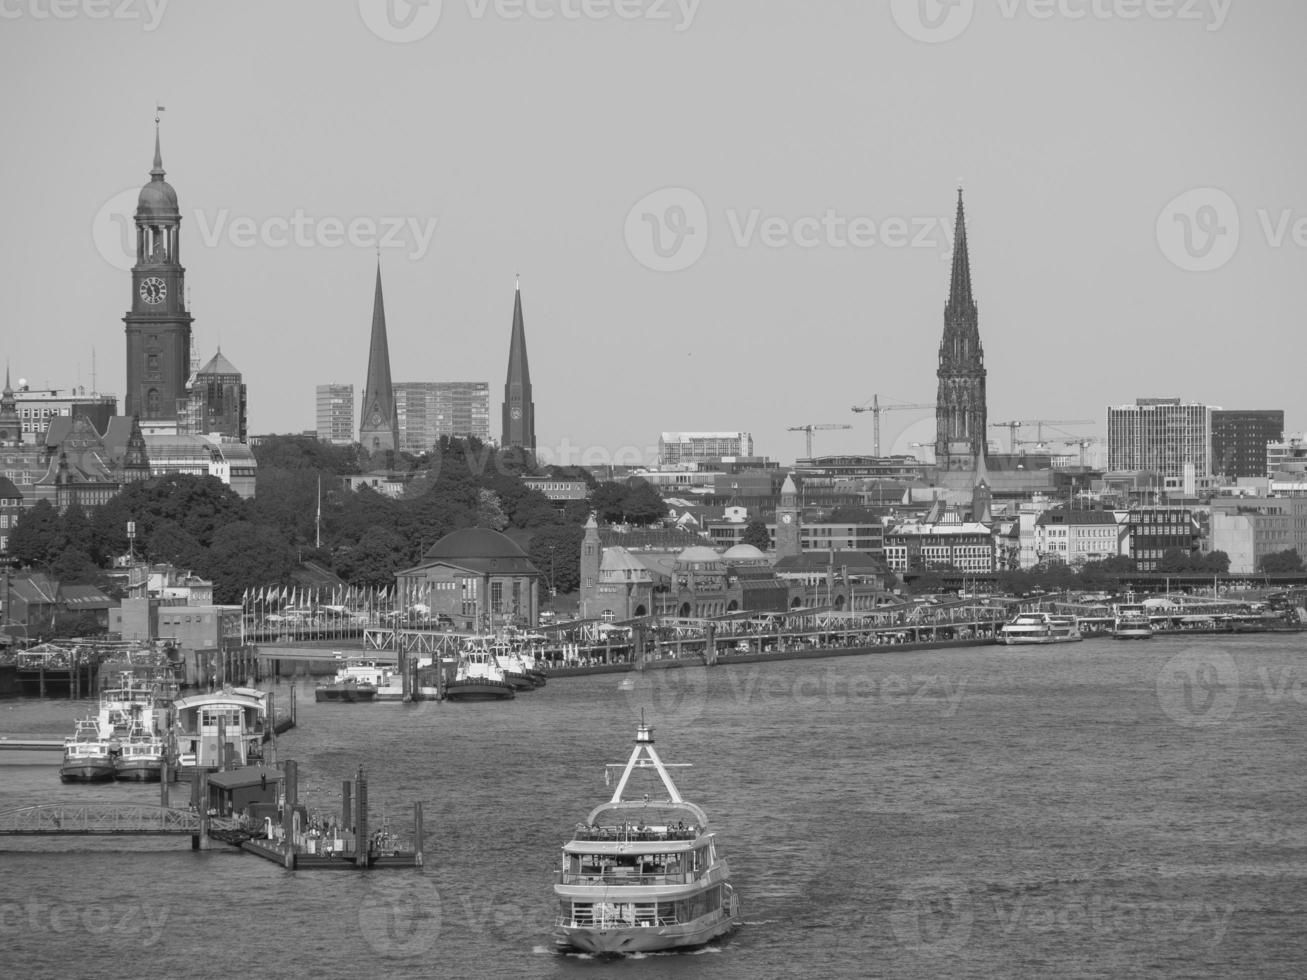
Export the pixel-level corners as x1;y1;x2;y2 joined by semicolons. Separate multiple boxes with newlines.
123;117;193;428
934;188;988;471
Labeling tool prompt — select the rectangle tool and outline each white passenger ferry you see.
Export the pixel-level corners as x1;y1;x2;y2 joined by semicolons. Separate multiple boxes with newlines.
998;612;1083;645
1113;605;1155;640
553;724;740;954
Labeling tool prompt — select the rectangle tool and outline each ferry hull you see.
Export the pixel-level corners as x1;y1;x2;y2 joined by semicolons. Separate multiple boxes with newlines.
114;759;164;782
315;685;378;703
60;761;117;783
1001;634;1083;645
444;680;516;701
555;902;740;955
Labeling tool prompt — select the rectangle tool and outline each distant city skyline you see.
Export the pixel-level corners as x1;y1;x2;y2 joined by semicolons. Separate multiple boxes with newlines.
3;3;1304;465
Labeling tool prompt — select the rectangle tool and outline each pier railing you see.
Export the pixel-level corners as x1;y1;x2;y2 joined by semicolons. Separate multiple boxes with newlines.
0;803;240;836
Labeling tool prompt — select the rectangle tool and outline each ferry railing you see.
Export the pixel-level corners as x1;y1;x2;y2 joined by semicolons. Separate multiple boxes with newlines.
561;871;692;887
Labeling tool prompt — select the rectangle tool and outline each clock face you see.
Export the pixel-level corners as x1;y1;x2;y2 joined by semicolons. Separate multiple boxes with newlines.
370;412;382;426
139;277;167;305
510;406;522;420
781;514;793;524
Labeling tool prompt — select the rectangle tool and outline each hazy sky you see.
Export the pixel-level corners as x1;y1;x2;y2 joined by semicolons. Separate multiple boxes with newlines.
2;0;1303;466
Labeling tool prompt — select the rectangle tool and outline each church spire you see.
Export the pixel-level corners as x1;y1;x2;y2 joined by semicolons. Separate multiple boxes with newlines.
934;187;988;470
359;261;398;454
501;277;536;452
151;117;165;181
947;187;974;316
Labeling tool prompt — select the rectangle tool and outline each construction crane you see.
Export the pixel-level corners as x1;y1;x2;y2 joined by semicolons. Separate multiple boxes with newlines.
788;423;852;458
851;395;935;457
989;419;1094;452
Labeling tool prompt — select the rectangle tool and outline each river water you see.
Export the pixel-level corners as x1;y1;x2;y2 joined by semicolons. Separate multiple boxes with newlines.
1;633;1305;979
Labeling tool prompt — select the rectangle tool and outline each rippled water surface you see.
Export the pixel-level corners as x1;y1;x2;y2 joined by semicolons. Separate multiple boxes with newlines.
2;634;1305;979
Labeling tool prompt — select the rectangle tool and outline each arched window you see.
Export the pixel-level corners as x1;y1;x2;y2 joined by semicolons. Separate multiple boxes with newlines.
146;389;160;416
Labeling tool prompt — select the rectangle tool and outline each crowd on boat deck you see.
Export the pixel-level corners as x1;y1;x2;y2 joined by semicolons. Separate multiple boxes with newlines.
573;821;698;842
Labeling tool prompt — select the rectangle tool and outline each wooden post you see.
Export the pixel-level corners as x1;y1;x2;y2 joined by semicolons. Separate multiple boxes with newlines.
217;715;227;773
413;801;424;867
283;759;298;869
354;767;368;868
267;692;277;766
195;769;211;850
342;779;352;835
400;647;411;703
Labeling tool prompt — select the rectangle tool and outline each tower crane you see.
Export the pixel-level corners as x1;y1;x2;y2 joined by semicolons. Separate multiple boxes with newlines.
788;423;852;459
989;419;1093;452
850;395;935;457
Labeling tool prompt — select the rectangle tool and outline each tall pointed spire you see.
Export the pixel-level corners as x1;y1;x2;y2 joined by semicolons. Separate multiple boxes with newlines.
151;118;165;181
501;277;536;452
359;261;398;454
934;187;988;471
947;187;973;316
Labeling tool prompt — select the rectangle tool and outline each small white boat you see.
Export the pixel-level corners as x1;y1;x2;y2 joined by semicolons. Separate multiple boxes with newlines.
444;640;516;701
1113;605;1155;640
553;724;740;954
60;719;117;783
115;725;167;781
998;612;1082;645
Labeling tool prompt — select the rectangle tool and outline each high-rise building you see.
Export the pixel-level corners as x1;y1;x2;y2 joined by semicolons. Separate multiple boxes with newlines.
184;350;246;440
501;280;536;452
935;188;988;471
1211;409;1284;479
316;384;355;446
359;263;398;453
1106;399;1214;483
124;118;193;431
395;382;491;452
658;432;755;466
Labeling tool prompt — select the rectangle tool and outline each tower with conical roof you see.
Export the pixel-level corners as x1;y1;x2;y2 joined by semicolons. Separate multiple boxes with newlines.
934;188;988;471
501;278;536;452
123;115;193;428
775;474;801;558
359;262;398;453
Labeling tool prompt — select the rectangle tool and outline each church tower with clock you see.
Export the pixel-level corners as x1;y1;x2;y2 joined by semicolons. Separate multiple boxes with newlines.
358;262;399;454
501;278;536;453
774;473;801;558
123;120;193;428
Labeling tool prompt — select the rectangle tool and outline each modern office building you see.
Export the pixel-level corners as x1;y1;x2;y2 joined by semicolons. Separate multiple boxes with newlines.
658;432;755;466
1106;399;1214;485
395;382;492;452
316;384;355;446
1211;410;1284;479
1127;506;1200;571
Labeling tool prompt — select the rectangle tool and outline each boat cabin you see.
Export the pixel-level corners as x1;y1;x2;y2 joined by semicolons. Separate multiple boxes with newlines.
172;687;268;770
205;765;283;818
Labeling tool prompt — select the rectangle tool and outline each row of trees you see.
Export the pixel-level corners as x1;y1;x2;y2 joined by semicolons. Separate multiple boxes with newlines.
6;436;670;607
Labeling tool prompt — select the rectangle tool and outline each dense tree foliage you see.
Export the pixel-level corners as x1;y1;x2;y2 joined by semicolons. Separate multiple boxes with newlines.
741;519;772;551
526;524;585;597
199;521;298;604
252;435;362;474
1260;548;1304;573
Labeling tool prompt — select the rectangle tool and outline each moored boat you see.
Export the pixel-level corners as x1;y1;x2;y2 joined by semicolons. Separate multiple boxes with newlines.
553;724;740;955
60;719;117;783
444;640;516;701
1112;604;1154;639
998;612;1082;645
115;725;167;781
315;656;393;702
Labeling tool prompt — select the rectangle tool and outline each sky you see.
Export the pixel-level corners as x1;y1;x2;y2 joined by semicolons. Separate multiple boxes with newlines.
1;0;1304;467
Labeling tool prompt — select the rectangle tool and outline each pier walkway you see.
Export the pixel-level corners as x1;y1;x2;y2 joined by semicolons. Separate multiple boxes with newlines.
0;802;237;837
